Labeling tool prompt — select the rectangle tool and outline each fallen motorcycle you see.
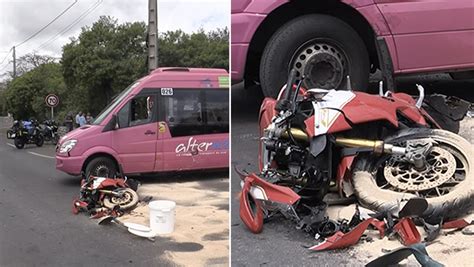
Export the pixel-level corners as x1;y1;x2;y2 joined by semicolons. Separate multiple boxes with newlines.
7;119;44;149
73;174;139;216
238;69;473;235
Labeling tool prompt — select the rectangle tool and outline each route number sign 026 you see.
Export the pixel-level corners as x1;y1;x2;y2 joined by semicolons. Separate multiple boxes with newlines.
45;94;59;107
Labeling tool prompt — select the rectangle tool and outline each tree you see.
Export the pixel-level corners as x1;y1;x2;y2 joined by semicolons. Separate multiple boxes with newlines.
3;16;229;121
158;28;229;69
61;16;148;115
2;53;56;80
3;62;66;120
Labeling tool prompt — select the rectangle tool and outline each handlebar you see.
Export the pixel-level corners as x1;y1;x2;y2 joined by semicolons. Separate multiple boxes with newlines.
283;69;297;101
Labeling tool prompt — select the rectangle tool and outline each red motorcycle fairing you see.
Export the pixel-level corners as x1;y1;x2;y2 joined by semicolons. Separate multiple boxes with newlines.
88;176;128;189
259;92;435;138
240;173;301;233
304;92;431;136
240;180;264;234
259;97;277;132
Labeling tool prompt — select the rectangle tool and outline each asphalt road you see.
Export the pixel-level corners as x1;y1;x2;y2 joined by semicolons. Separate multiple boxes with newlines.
230;74;474;266
0;134;228;266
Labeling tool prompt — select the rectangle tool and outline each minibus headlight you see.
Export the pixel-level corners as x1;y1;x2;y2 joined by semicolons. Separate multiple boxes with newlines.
59;140;77;153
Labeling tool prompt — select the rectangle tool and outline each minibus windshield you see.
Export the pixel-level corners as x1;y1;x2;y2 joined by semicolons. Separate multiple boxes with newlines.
92;81;140;125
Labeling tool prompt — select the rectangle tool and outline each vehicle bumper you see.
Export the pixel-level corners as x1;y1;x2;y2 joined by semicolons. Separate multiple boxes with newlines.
56;154;83;176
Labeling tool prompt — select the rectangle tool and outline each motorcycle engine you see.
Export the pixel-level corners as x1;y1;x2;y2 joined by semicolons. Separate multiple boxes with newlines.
262;101;330;206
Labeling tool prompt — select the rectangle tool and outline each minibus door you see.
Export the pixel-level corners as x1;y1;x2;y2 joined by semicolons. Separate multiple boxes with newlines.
112;94;158;174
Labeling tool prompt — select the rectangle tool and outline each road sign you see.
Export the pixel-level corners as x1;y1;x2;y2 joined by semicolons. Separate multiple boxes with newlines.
45;94;59;107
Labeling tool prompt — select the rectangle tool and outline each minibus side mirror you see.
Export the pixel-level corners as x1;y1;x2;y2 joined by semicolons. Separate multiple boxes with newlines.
102;114;118;132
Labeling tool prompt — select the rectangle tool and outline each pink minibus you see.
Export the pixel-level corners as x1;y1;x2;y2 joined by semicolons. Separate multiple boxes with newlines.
56;67;229;177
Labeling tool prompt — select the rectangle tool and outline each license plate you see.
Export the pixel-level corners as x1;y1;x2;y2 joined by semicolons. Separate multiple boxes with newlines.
10;133;15;138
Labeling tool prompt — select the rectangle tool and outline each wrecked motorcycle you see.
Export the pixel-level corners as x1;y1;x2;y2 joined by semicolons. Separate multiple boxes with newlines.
73;175;139;215
238;69;473;235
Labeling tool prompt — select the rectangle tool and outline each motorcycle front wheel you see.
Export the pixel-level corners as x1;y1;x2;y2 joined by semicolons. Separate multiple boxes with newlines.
35;135;44;147
52;135;59;145
103;188;138;211
352;128;473;222
14;137;25;149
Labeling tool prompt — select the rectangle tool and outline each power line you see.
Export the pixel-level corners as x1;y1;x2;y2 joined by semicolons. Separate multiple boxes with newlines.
15;0;78;48
0;61;11;73
0;48;12;66
37;0;103;51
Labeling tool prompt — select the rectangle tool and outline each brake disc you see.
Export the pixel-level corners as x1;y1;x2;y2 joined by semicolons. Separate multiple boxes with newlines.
111;191;132;204
383;146;456;191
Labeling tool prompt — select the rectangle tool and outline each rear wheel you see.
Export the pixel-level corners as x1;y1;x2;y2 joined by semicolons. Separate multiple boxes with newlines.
14;138;25;149
260;15;369;97
85;157;118;178
352;129;473;222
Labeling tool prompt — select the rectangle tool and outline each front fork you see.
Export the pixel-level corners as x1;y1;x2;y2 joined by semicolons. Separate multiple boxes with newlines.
334;137;406;156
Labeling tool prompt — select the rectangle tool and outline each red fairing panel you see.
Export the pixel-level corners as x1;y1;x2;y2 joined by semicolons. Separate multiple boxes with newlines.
240;179;264;234
259;92;429;138
336;155;356;185
244;173;301;205
303;92;429;136
240;173;301;233
342;92;427;128
259;97;277;133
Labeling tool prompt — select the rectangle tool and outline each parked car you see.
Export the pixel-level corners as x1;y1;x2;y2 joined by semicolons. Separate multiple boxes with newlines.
231;0;474;96
56;67;229;177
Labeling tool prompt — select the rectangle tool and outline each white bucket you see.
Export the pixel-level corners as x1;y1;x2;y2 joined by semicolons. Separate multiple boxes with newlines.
148;200;176;234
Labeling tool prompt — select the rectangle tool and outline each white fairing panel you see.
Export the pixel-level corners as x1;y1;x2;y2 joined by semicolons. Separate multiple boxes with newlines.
311;90;355;136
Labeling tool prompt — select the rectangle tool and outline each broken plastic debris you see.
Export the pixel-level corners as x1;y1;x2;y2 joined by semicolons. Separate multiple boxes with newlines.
365;243;444;267
309;218;374;251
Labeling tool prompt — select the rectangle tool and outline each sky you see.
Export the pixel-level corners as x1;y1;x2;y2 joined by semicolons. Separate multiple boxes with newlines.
0;0;229;75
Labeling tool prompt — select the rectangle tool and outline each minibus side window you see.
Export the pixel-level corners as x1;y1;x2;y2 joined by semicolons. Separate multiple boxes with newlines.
117;95;155;128
117;102;130;128
163;90;204;136
162;89;228;137
203;90;229;134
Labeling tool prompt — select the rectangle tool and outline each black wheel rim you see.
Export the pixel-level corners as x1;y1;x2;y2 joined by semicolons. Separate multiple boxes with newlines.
289;38;349;89
93;163;111;177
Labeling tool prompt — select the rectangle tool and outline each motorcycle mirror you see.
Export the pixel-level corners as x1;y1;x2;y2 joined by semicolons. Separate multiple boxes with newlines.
415;84;425;109
346;76;352;91
284;69;298;101
379;81;384;96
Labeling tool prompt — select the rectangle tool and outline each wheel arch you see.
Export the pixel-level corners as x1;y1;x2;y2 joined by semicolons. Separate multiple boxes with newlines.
245;0;378;84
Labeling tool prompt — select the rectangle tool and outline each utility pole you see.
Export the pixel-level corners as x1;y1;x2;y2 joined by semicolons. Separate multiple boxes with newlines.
12;46;16;78
148;0;158;72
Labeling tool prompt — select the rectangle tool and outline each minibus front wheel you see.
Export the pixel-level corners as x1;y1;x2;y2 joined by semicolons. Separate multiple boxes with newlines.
85;156;118;178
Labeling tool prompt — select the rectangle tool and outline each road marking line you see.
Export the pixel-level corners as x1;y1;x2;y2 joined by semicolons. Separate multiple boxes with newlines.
28;152;55;159
6;143;15;148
